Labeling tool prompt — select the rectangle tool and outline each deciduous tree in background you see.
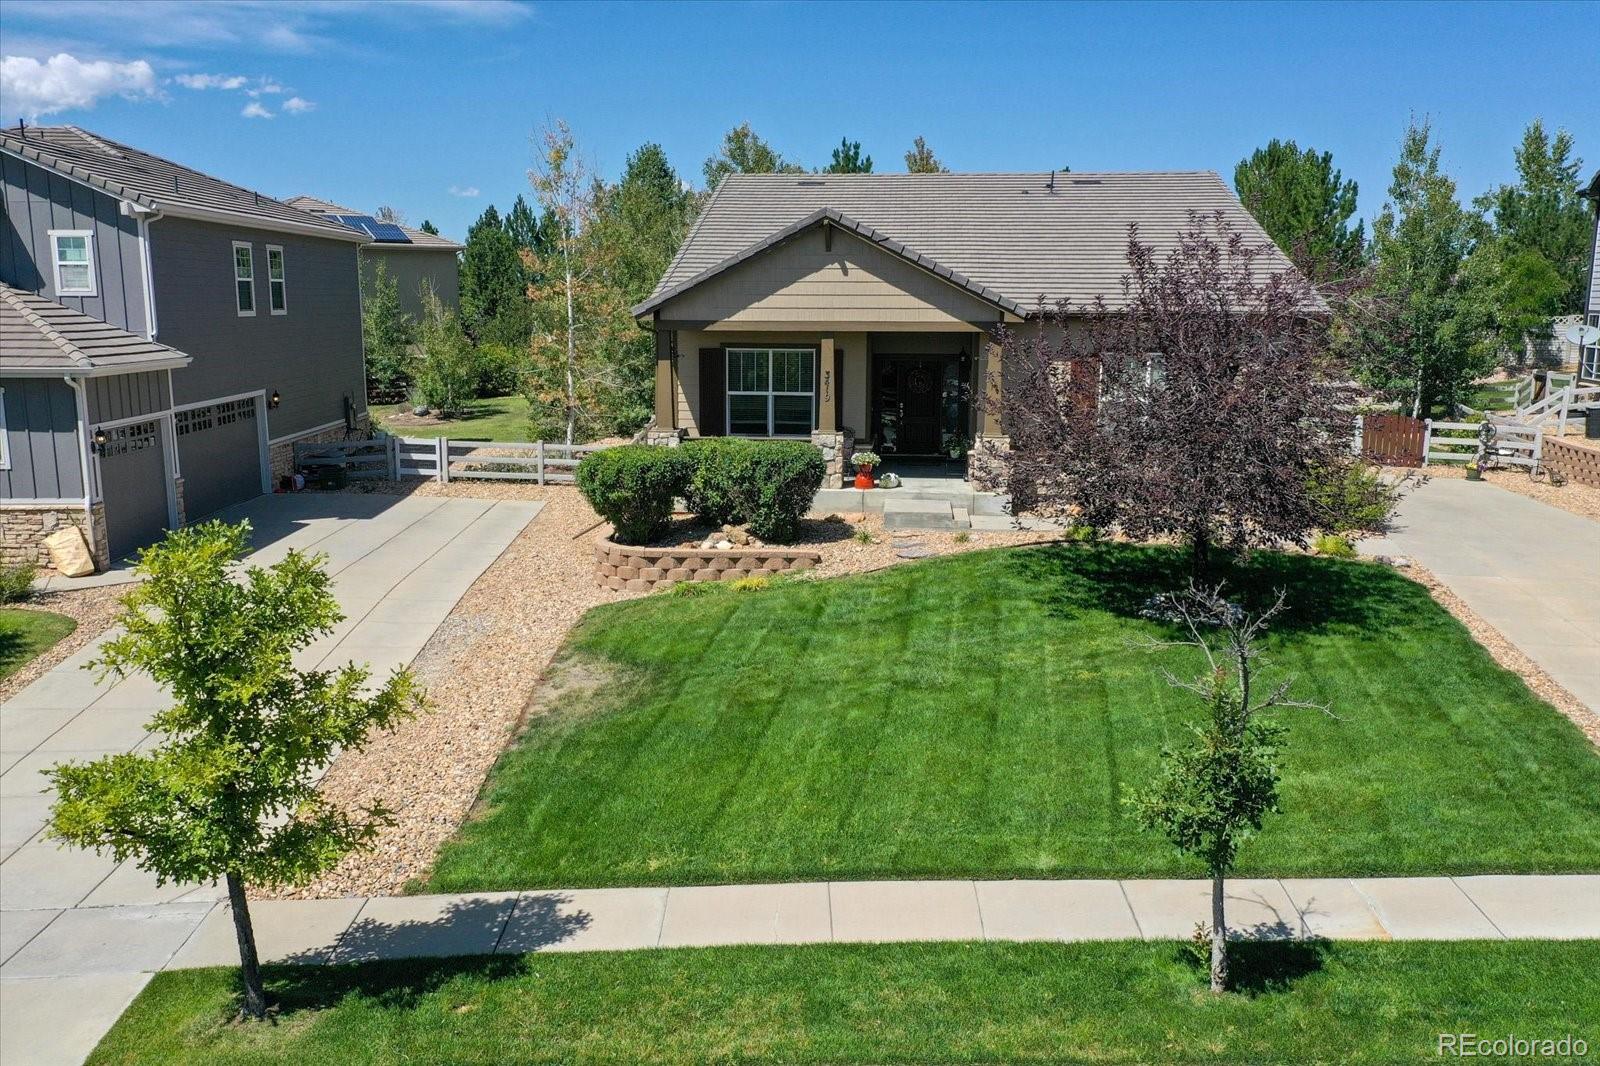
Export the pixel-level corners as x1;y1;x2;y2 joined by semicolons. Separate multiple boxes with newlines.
361;260;415;401
702;122;803;190
414;285;478;415
1131;585;1327;994
1234;138;1364;282
1477;119;1591;314
47;523;419;1019
904;135;948;174
992;213;1355;574
824;137;873;174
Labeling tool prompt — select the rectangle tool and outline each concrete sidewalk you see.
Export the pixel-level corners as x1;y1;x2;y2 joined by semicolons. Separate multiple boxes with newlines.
1;491;543;1066
1361;476;1600;711
3;875;1596;1063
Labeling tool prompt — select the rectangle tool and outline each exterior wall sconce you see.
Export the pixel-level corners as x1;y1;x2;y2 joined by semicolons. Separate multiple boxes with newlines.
268;390;282;409
92;427;109;449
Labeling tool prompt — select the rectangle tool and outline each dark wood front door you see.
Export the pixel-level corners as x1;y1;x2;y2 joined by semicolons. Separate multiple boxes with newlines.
893;359;943;454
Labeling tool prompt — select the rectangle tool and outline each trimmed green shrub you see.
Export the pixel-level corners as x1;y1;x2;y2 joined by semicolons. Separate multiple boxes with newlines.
0;561;37;603
681;438;825;543
1313;533;1357;559
576;445;687;545
1308;460;1397;534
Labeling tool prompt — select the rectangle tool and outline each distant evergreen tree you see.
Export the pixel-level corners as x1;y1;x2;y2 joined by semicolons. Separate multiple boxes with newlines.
459;205;530;347
824;137;873;174
904;136;948;173
419;219;440;235
1234;139;1364;280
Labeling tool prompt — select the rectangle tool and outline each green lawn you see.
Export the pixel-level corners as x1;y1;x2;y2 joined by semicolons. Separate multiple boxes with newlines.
88;941;1600;1065
426;545;1600;890
373;394;532;441
0;607;76;681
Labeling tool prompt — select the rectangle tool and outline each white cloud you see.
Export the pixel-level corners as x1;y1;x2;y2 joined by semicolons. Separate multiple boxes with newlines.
281;96;314;114
0;52;159;120
175;72;247;90
448;185;480;198
240;100;273;119
246;80;283;97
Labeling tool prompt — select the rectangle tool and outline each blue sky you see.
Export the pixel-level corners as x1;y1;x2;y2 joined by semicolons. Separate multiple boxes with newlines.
2;0;1594;242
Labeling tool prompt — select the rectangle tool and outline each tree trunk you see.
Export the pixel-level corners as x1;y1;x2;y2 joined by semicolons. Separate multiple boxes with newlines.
1209;871;1228;994
563;252;577;447
226;872;268;1019
1190;523;1211;578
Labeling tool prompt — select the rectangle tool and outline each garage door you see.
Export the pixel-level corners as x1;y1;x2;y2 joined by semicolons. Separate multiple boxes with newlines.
99;418;171;561
176;398;264;520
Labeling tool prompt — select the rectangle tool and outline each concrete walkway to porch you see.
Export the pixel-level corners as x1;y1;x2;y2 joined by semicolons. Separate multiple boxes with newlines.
1;490;543;1066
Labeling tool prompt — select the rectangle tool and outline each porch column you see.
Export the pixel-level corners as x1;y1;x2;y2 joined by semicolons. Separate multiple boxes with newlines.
818;336;837;432
979;333;1003;436
647;326;684;446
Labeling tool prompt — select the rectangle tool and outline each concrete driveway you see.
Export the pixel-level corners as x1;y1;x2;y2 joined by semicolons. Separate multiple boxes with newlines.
0;490;541;1065
1361;477;1600;711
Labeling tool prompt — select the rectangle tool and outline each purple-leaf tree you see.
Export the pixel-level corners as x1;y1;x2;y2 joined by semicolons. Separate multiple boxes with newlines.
990;212;1358;573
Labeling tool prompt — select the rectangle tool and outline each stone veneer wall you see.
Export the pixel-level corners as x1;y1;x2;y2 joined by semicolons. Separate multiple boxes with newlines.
1;502;109;571
268;414;372;481
810;429;855;489
967;434;1011;492
595;534;821;592
1543;437;1600;488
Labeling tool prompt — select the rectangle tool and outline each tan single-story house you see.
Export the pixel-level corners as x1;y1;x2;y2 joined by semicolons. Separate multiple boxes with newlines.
632;171;1295;487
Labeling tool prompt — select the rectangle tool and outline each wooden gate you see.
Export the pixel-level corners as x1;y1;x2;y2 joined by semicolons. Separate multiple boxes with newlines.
1361;413;1426;466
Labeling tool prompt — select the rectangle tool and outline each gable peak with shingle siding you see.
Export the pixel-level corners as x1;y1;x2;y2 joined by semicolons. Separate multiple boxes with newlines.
647;171;1302;314
0;125;367;243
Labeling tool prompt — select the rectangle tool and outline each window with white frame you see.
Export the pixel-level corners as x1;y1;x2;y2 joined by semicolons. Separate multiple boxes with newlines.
727;348;815;437
1581;312;1600;381
50;230;96;296
233;242;255;316
0;387;9;470
266;245;287;314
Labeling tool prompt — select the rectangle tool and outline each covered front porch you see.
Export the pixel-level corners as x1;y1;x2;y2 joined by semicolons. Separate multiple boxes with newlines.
648;326;1008;488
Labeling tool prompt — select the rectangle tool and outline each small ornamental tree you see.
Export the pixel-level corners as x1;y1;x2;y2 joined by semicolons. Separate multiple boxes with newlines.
46;522;420;1019
991;212;1359;574
1130;585;1329;993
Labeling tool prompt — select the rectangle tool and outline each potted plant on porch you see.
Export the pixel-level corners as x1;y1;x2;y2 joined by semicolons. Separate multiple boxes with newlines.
850;451;881;490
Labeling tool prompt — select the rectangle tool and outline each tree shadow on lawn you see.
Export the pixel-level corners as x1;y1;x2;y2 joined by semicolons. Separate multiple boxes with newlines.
240;893;593;1020
1007;544;1426;639
1174;937;1334;997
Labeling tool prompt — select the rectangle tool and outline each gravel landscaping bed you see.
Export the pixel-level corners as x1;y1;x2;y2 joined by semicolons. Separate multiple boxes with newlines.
264;484;1067;899
0;587;125;703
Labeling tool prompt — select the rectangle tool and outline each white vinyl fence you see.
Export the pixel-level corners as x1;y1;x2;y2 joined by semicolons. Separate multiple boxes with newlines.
1418;419;1544;471
295;435;610;486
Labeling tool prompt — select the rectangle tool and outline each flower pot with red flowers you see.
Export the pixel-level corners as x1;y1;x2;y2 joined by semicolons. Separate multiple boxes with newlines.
850;451;881;490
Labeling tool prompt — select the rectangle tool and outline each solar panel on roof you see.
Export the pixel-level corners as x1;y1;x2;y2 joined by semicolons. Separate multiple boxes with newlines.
327;213;412;244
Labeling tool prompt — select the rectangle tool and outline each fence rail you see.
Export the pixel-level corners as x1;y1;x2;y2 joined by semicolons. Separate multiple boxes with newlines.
294;435;612;485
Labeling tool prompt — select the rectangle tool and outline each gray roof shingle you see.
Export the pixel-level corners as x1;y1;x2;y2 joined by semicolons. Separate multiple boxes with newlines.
1;125;367;243
285;196;464;250
1;284;192;375
639;171;1299;315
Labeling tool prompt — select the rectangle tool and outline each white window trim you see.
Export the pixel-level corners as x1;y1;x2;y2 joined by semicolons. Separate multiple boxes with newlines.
0;386;9;470
233;241;256;317
1584;312;1600;381
266;244;287;316
49;229;97;297
725;347;816;439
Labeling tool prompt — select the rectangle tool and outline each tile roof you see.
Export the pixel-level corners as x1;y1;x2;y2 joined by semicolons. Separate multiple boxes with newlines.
1;284;191;375
640;171;1301;315
1;125;367;242
285;195;464;250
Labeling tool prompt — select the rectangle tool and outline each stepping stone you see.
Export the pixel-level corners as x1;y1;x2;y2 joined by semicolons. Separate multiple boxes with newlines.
897;547;934;559
883;498;959;531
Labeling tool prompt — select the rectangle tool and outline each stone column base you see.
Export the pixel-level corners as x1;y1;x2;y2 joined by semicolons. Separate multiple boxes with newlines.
645;427;686;447
810;428;855;489
967;435;1011;492
1;501;109;572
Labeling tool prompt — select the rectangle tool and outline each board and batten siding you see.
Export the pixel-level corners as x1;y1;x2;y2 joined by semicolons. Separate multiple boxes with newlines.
656;226;1004;330
0;152;149;335
1;377;85;500
362;248;460;320
148;216;366;439
670;329;873;438
85;370;172;425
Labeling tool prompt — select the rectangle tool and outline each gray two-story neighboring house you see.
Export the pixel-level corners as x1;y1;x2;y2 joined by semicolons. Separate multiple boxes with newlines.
2;124;372;569
1581;170;1600;385
286;196;462;320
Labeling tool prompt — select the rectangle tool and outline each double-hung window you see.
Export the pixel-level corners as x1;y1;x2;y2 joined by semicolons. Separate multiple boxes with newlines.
233;242;255;316
266;245;287;314
727;348;815;437
50;231;96;296
1584;313;1600;382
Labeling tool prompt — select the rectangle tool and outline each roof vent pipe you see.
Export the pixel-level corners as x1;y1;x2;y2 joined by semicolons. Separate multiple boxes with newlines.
1046;170;1056;193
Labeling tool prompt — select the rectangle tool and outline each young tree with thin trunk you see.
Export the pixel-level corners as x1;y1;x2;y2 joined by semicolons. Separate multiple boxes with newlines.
1131;585;1330;993
46;522;419;1019
991;213;1357;574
